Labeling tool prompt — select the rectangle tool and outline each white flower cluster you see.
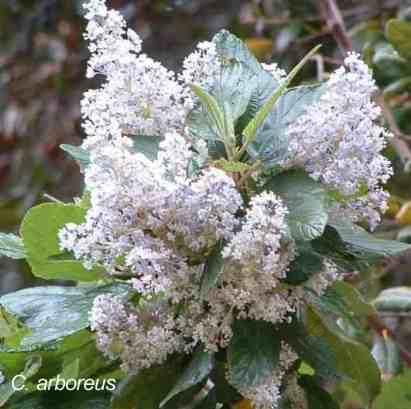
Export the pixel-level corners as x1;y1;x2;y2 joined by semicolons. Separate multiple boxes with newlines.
180;41;221;110
220;192;298;324
285;52;392;229
0;371;4;385
80;0;223;150
91;294;183;373
58;0;387;396
59;132;242;284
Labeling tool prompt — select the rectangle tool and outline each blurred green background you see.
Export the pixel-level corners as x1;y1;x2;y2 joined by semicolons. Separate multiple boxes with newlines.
1;0;411;299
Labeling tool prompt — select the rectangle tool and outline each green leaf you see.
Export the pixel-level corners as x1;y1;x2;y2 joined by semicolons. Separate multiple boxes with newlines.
0;233;26;259
374;287;411;313
60;144;90;167
307;281;376;337
242;45;320;145
20;203;103;281
59;357;80;380
130;134;162;161
298;375;340;409
209;361;242;404
200;241;224;298
283;245;323;285
0;306;30;349
281;321;339;381
0;283;130;350
6;391;111;409
329;221;411;259
311;226;369;272
213;30;263;73
189;84;227;142
307;307;381;404
331;282;376;318
0;355;42;406
247;85;324;167
373;371;411;409
267;170;328;241
386;19;411;60
111;356;185;409
213;31;280;133
227;319;281;388
0;330;105;384
160;349;214;407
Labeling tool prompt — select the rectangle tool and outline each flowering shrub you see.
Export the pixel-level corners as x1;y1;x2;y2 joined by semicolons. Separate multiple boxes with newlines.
0;0;410;408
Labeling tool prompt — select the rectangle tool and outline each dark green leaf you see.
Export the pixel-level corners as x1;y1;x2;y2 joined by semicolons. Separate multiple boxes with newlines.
209;360;242;404
160;349;214;407
311;226;369;272
284;246;323;285
281;321;339;381
111;356;185;409
330;221;411;259
200;242;224;297
6;391;111;409
0;233;26;259
0;355;42;406
298;375;340;409
247;85;324;167
267;170;328;241
307;307;381;404
227;319;281;388
306;281;375;337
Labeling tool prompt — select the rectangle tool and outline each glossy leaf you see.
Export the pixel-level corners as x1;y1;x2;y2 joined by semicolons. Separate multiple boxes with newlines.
283;246;323;285
247;85;324;167
242;45;320;146
227;319;280;388
330;221;410;259
0;233;26;259
160;349;214;407
267;170;328;241
0;283;130;349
